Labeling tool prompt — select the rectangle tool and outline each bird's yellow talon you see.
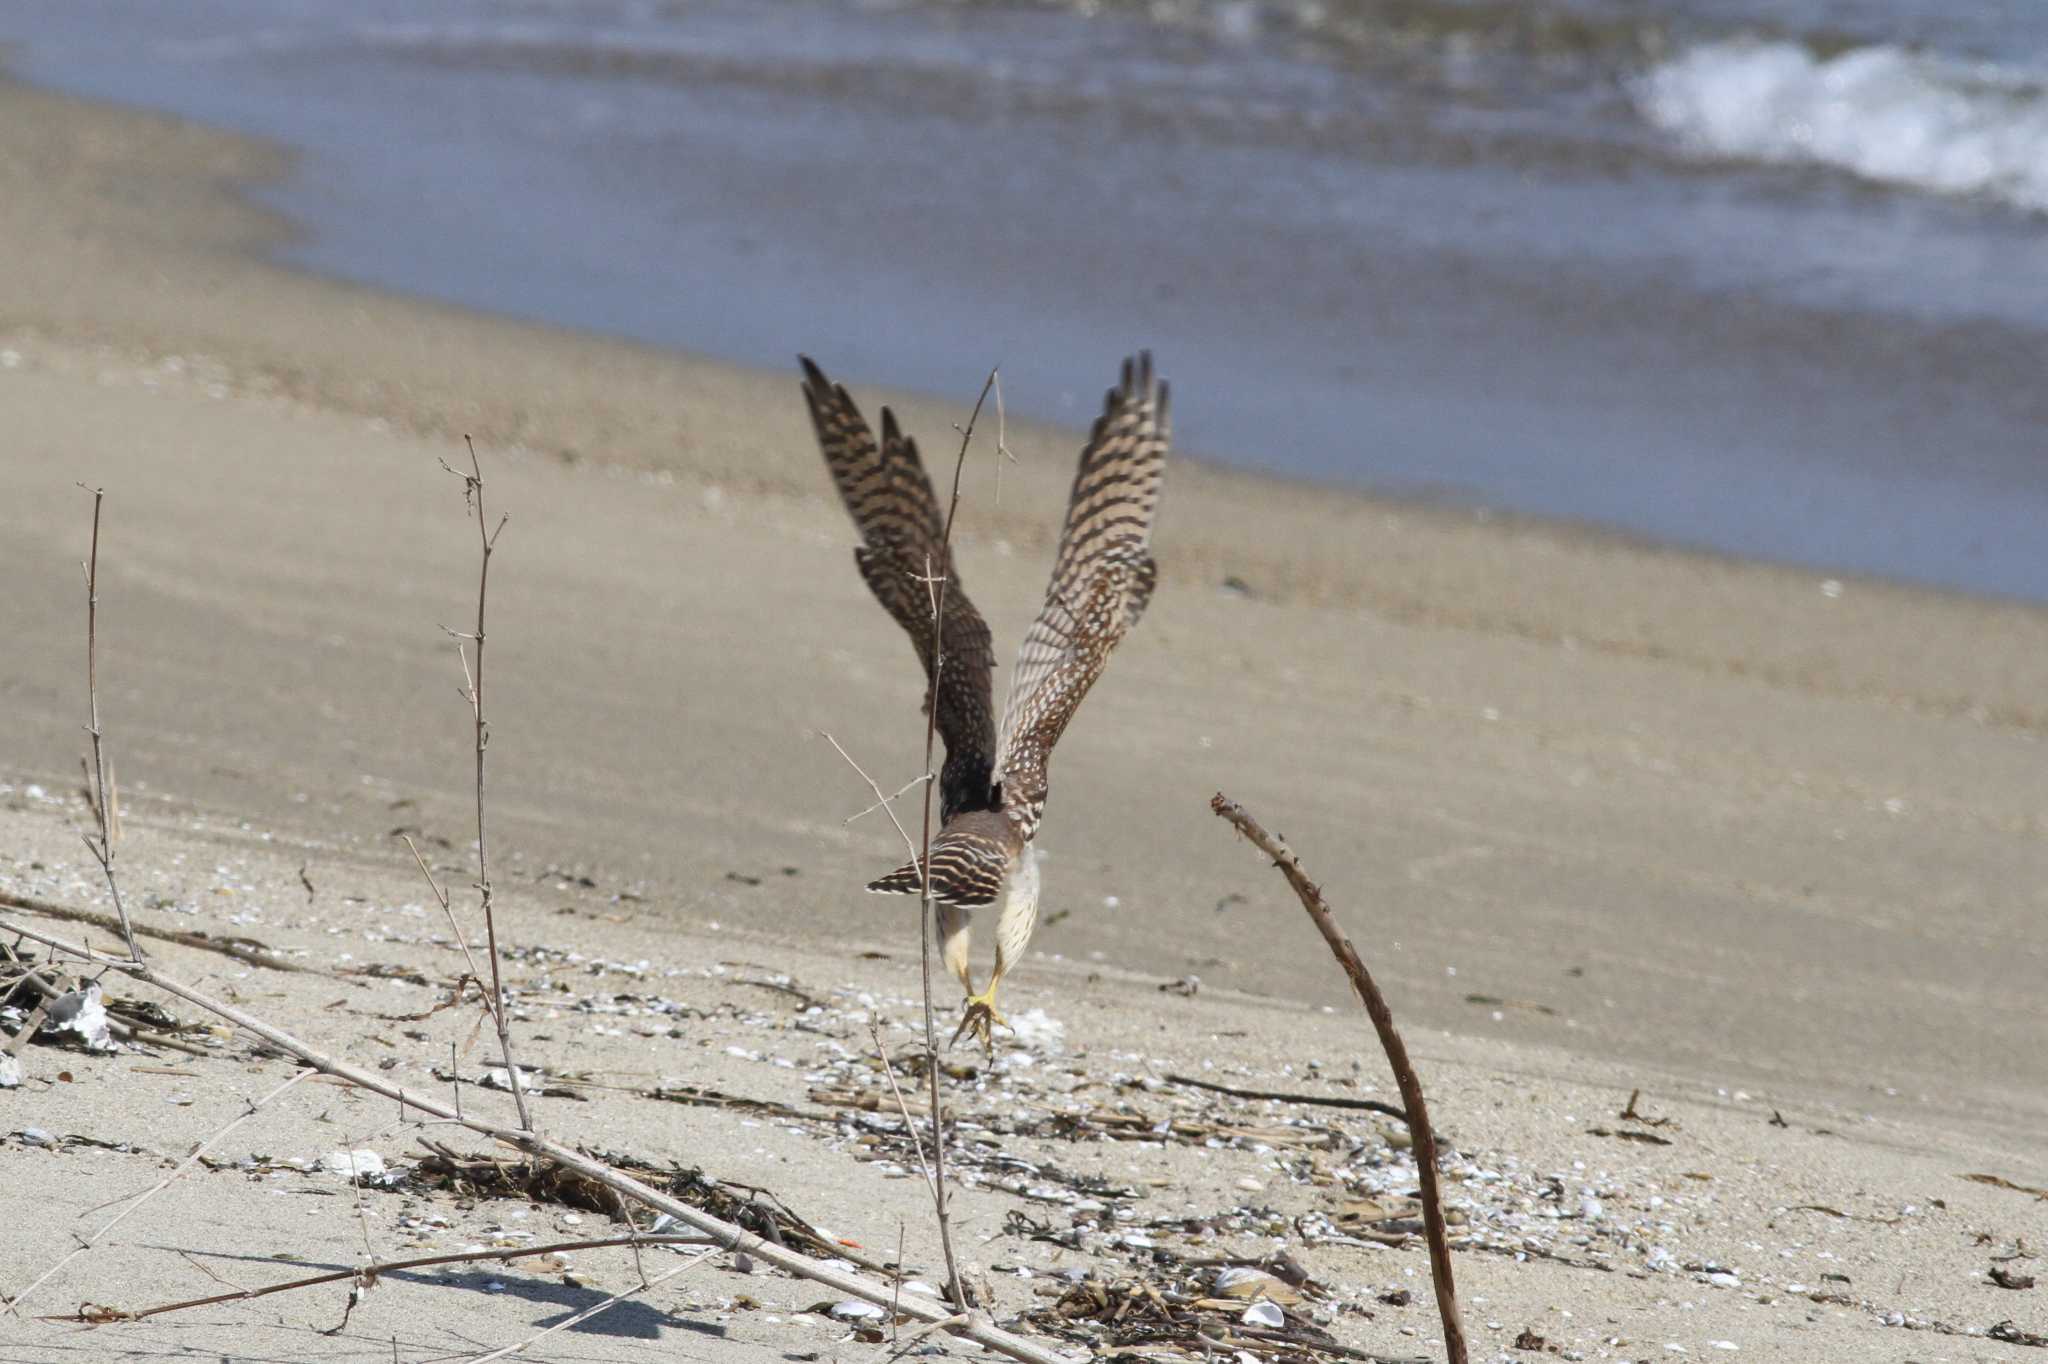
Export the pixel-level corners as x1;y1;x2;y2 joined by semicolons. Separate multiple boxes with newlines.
950;991;1007;1053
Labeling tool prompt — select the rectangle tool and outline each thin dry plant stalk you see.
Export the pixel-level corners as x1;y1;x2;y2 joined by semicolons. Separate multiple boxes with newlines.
401;835;500;1029
2;889;319;975
0;917;1074;1364
908;368;997;1308
59;1233;715;1325
1209;793;1469;1364
5;1068;313;1317
436;440;533;1133
76;485;142;963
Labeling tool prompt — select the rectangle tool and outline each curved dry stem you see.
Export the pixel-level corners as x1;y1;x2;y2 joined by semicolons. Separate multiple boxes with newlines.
1210;792;1468;1364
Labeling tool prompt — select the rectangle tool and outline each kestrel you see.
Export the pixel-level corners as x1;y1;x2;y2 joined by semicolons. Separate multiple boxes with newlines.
802;353;1169;1046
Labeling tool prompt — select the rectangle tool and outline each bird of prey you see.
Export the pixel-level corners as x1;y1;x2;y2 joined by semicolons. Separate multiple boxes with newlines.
801;353;1169;1047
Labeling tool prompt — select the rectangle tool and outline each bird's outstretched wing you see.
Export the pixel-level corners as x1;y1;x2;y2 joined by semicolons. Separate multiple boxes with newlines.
993;352;1169;839
801;357;998;820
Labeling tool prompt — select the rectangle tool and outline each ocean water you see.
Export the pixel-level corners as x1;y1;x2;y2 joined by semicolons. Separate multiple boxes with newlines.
5;0;2048;599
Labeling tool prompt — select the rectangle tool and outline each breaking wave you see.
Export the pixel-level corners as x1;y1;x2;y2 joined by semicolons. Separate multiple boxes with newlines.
1635;40;2048;212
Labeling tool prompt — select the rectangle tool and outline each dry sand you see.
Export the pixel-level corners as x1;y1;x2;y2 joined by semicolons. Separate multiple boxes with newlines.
1;75;2044;1363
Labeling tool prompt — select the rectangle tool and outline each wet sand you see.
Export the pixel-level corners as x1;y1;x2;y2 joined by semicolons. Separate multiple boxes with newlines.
2;75;2045;1362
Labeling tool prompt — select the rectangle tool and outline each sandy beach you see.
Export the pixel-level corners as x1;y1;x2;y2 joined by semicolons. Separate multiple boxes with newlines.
3;74;2046;1363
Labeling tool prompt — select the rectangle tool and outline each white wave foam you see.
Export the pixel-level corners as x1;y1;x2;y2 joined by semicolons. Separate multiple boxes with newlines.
1635;40;2048;212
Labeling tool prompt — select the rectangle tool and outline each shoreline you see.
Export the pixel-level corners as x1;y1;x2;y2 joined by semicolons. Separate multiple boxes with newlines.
3;69;2044;1134
7;61;2048;616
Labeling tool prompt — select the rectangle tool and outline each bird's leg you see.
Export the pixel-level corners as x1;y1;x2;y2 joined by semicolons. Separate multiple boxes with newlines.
937;902;976;996
946;948;1006;1055
949;981;1007;1055
952;857;1036;1054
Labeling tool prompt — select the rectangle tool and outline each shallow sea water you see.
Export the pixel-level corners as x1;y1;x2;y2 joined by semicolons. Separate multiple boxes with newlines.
5;0;2048;598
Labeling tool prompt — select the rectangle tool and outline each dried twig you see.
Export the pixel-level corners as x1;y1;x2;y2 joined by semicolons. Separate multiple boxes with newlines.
57;1234;715;1325
6;1068;312;1317
401;836;499;1024
1163;1072;1408;1122
819;734;924;873
438;440;532;1133
0;919;1077;1364
908;369;997;1308
0;890;319;975
74;486;141;963
1209;794;1467;1364
870;1023;942;1205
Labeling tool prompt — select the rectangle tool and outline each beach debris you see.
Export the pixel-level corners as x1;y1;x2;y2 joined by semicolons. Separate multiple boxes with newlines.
1989;1265;2037;1290
408;1139;886;1270
1618;1089;1675;1128
1962;1173;2048;1200
44;984;118;1054
481;1065;538;1093
1338;1197;1420;1228
432;1064;585;1101
319;1148;404;1188
0;1055;19;1088
1215;1267;1302;1306
1463;993;1556;1017
1165;1072;1407;1121
1030;1272;1363;1362
828;1298;887;1320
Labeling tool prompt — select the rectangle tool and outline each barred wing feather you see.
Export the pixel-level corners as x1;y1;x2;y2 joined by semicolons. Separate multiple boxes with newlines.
994;353;1169;837
800;357;999;820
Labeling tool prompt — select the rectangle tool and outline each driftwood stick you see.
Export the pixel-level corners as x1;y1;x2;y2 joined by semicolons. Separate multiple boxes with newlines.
0;917;1076;1364
1209;793;1468;1364
1164;1071;1408;1122
0;890;320;975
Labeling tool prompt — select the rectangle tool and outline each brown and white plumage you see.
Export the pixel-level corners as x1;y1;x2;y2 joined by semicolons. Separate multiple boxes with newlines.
802;357;998;824
803;353;1169;1043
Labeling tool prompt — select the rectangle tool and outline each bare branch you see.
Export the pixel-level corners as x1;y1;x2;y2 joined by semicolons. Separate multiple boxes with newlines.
0;889;319;975
401;835;500;1035
1209;793;1467;1364
75;485;141;963
817;733;924;871
868;1023;940;1206
445;437;532;1133
54;1234;715;1326
908;368;997;1308
846;773;933;828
